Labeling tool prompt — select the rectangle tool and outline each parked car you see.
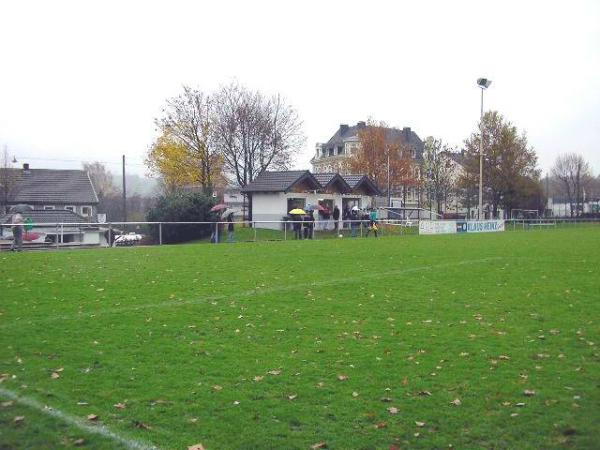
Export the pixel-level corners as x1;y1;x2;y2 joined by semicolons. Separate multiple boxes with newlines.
114;232;143;246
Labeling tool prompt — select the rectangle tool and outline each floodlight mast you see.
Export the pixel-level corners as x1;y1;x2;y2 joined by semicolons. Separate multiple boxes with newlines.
477;78;491;219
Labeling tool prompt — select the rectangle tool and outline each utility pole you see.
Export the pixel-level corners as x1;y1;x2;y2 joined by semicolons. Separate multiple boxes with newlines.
476;78;491;220
478;88;484;219
122;155;127;223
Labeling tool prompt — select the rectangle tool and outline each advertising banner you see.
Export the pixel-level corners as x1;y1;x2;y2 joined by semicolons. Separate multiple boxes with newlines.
457;220;505;233
420;220;505;235
419;220;457;235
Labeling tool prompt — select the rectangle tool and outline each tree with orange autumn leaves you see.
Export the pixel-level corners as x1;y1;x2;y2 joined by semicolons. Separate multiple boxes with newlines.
348;119;418;203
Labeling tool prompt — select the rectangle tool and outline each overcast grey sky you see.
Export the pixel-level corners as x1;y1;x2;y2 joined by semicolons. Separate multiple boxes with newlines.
1;0;598;178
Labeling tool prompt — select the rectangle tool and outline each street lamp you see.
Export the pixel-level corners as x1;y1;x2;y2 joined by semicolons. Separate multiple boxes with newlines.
477;78;491;219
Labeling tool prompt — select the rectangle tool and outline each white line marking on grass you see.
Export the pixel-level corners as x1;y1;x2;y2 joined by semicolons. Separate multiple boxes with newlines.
1;257;504;328
0;388;158;450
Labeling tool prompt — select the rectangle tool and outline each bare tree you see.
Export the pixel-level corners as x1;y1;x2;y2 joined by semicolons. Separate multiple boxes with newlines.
212;82;304;188
0;146;17;214
551;153;591;217
422;137;456;215
83;161;116;201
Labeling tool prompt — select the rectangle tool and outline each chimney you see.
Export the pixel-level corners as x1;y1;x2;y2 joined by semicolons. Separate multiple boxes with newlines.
22;163;30;173
357;121;366;128
402;127;411;141
339;124;349;135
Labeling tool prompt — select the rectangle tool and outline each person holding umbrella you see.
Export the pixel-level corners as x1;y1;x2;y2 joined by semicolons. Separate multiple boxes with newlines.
10;212;24;251
209;203;228;244
289;208;305;240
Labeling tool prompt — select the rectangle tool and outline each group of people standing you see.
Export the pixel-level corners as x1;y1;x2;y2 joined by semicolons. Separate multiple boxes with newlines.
289;205;378;239
290;210;315;239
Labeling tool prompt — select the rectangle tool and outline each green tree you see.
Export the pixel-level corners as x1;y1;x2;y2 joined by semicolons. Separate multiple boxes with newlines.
146;191;216;244
460;111;539;218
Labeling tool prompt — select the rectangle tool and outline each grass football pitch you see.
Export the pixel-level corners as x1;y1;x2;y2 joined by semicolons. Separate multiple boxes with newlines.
1;227;599;449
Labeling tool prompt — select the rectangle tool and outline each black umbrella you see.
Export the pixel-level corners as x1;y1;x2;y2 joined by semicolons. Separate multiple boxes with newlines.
9;204;33;214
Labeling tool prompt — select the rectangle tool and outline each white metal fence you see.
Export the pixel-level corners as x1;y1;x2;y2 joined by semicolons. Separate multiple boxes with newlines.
1;218;598;251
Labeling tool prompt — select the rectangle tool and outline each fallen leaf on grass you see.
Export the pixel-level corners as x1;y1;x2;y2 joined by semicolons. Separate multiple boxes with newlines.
267;370;281;376
1;400;14;407
499;355;511;360
352;391;359;398
288;394;297;400
510;413;519;417
14;415;25;423
114;403;126;409
212;385;223;391
233;400;240;405
310;442;327;449
387;407;399;414
450;398;462;406
51;372;60;379
76;401;89;406
415;421;426;427
73;438;85;446
87;414;99;421
133;420;151;430
337;374;349;381
253;376;264;382
418;391;432;396
523;389;536;396
375;421;388;429
402;377;409;386
515;402;525;407
188;444;206;450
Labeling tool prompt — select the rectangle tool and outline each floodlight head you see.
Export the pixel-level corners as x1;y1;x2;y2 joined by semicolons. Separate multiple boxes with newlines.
477;78;492;89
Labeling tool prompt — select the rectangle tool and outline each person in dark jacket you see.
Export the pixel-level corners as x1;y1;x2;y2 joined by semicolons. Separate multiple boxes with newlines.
303;211;314;239
226;212;235;243
292;214;303;239
343;206;350;229
333;205;340;231
350;208;359;237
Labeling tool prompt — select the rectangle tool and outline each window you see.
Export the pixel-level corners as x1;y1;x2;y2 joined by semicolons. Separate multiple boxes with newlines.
81;206;92;217
43;205;55;210
65;206;75;212
328;148;334;157
337;145;343;155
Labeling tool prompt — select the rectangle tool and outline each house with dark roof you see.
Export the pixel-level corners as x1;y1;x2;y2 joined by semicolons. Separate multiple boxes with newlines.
1;164;99;219
311;122;424;174
311;122;426;208
241;170;381;229
0;209;107;247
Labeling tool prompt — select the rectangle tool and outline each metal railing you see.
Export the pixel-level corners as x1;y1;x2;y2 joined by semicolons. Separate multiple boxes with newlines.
1;218;598;251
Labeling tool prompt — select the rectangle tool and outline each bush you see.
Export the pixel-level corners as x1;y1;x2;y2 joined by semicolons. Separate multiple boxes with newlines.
146;192;216;244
